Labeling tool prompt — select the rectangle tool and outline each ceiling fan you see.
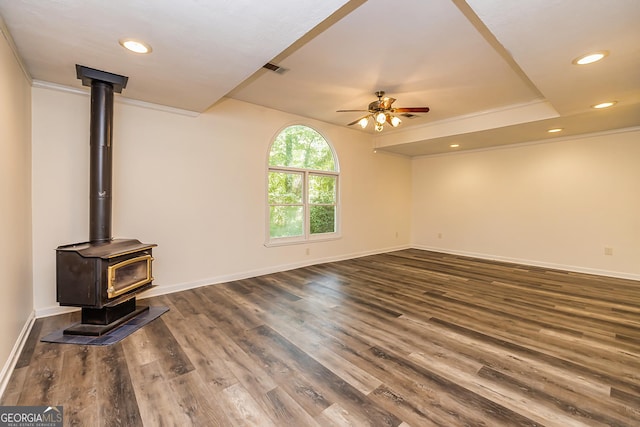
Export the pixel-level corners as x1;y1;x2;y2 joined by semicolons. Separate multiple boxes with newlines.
337;91;430;132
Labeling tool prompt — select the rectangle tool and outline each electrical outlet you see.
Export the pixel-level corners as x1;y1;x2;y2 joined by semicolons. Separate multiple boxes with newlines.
305;247;310;255
437;233;442;239
604;247;613;256
395;231;399;238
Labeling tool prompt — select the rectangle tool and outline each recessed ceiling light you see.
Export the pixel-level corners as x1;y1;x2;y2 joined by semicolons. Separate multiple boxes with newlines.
450;144;460;148
572;51;608;65
547;128;563;133
591;101;617;109
119;39;152;54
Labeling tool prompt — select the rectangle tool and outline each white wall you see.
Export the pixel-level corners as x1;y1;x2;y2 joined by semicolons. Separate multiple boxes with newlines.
0;26;33;387
31;87;412;314
412;129;640;279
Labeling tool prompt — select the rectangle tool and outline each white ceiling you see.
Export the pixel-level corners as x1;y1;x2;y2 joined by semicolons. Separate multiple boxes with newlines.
1;0;639;156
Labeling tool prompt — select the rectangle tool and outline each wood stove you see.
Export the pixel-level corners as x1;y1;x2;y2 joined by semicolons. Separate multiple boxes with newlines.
56;65;157;336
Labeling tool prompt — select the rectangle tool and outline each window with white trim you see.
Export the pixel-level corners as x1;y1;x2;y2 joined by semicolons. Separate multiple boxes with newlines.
267;125;339;244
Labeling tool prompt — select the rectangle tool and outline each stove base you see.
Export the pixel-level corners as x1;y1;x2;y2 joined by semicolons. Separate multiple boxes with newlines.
64;300;149;336
42;306;168;345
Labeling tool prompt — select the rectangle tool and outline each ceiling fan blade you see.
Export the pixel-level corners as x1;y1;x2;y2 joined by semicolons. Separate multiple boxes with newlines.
393;107;430;113
337;109;369;112
347;115;369;126
381;97;396;110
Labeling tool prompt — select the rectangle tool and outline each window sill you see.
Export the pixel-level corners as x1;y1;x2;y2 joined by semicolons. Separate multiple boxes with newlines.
264;233;341;247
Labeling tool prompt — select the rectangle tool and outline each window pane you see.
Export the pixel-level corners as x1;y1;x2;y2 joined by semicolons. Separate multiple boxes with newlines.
310;205;335;234
309;175;336;204
269;125;335;171
270;206;304;238
268;171;303;204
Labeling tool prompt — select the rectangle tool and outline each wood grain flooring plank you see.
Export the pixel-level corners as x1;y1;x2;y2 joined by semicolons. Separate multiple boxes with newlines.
58;345;98;426
252;275;303;302
194;285;264;336
261;386;322;426
248;324;403;427
231;281;386;396
167;288;207;317
610;387;640;409
167;370;235;426
39;311;79;335
408;350;607;426
316;402;385;427
256;273;336;308
423;290;640;374
477;365;633;426
359;345;541;426
429;317;640;399
15;340;64;406
159;312;238;391
304;280;405;319
14;318;42;369
219;382;278;426
238;280;376;355
366;385;439;427
95;344;143;427
125;359;189;427
232;328;333;417
141;317;195;379
260;304;384;395
406;292;638;383
196;314;278;395
120;327;157;368
397;314;636;420
0;367;27;405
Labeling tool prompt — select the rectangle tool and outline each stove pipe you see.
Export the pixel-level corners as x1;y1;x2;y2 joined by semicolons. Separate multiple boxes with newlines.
76;65;128;243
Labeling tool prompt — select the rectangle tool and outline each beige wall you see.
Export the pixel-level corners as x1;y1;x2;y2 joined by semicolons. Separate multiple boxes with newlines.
31;87;412;314
411;129;640;279
0;27;33;384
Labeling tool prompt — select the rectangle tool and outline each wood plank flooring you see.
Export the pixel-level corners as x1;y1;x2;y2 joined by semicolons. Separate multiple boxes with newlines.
2;249;640;426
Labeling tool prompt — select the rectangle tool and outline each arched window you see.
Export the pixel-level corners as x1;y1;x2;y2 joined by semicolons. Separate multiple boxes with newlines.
267;125;339;244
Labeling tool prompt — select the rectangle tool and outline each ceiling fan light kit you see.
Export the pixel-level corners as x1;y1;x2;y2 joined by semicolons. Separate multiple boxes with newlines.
337;91;429;132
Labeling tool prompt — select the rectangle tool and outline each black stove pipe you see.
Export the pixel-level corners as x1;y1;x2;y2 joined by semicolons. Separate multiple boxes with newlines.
88;80;114;242
76;65;128;243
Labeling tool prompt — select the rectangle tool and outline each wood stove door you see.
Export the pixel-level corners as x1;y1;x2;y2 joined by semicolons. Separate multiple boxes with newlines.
107;253;153;298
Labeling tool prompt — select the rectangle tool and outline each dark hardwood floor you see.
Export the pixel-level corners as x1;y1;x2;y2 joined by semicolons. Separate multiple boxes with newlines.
2;249;640;426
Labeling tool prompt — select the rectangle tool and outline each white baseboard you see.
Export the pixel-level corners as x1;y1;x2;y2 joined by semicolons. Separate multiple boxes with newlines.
411;244;640;281
35;305;79;319
35;243;635;319
0;310;35;399
139;243;412;300
35;244;412;317
35;245;640;318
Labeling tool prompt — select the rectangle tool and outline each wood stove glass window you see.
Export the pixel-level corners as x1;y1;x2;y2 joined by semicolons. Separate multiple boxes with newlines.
267;125;339;245
107;254;153;298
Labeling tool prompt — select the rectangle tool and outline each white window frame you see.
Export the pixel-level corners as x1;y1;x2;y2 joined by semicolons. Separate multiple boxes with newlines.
265;126;340;246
